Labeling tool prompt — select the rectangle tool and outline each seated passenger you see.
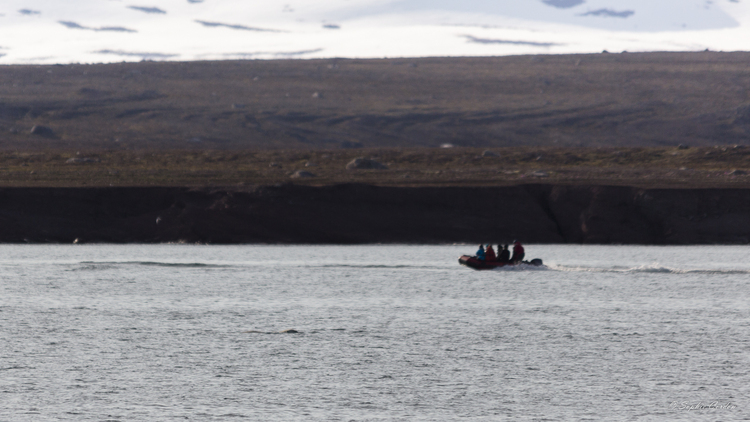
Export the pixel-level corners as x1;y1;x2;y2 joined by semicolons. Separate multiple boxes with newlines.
476;244;486;261
485;244;496;262
498;244;510;263
511;241;525;263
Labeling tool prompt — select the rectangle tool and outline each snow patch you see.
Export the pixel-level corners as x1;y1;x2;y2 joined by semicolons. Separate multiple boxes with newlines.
0;0;748;64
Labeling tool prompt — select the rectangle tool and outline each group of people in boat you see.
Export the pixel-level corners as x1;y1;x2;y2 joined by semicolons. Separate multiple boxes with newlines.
475;241;525;264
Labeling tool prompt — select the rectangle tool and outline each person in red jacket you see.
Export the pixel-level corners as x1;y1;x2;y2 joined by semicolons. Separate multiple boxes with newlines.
485;244;496;262
511;241;525;263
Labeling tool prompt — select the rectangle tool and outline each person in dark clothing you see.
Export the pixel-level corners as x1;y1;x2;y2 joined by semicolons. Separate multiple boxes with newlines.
498;244;510;263
511;241;525;263
485;244;496;262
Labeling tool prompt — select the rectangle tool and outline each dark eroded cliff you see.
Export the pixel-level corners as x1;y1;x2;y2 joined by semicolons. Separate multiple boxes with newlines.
0;184;748;244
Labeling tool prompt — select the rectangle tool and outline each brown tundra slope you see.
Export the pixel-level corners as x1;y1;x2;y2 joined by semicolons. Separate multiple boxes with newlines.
1;52;750;150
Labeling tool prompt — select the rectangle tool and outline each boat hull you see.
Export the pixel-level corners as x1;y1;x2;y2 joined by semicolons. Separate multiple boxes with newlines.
458;255;543;270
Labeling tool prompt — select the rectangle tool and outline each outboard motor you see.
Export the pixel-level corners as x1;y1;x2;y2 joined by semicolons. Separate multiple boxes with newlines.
529;258;543;266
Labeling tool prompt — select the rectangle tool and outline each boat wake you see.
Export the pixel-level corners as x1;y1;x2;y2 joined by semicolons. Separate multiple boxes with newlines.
71;261;445;271
74;261;231;269
491;264;550;271
315;264;444;270
547;264;750;275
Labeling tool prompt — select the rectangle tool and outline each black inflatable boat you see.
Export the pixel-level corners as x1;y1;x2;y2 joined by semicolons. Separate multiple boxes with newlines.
458;255;543;270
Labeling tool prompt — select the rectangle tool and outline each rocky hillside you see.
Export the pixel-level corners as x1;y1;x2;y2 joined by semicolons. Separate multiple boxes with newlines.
1;52;750;150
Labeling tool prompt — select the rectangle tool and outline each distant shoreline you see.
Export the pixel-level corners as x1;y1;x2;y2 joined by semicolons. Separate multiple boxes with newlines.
1;184;748;245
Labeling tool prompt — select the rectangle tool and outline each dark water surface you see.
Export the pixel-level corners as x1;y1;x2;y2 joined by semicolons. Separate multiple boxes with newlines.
1;245;748;421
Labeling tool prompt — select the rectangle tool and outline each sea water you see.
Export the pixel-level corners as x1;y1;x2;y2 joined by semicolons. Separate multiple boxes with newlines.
0;245;748;421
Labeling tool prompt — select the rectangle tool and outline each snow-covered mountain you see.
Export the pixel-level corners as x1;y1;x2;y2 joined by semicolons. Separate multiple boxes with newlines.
1;0;749;64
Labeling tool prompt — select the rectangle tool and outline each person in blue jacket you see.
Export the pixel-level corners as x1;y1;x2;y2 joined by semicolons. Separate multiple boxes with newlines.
475;244;486;261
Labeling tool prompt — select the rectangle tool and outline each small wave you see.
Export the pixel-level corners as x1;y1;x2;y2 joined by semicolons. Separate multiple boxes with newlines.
630;265;682;274
243;329;301;335
632;265;750;275
0;365;32;371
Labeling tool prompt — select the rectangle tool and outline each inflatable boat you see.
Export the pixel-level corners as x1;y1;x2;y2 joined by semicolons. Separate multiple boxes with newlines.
458;255;543;270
